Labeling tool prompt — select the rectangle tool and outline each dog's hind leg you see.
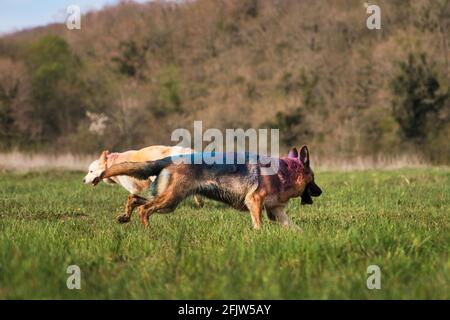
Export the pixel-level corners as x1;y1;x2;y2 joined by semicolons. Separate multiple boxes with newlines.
137;170;190;228
117;194;147;224
245;193;264;230
137;196;180;228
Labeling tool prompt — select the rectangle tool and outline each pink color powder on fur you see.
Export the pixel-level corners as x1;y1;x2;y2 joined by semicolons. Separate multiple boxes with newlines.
277;157;304;189
107;153;120;166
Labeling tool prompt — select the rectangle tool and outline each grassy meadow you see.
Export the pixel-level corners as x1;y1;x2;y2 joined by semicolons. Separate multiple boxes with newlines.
0;168;448;299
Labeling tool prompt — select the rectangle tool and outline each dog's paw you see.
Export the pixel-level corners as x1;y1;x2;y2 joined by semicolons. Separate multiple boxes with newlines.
282;221;303;233
289;224;303;234
116;215;131;224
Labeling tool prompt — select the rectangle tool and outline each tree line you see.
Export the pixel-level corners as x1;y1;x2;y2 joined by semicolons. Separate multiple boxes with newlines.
0;0;449;163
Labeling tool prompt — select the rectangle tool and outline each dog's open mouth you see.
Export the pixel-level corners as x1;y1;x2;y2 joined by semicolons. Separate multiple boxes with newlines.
301;192;313;205
92;177;101;186
301;182;322;205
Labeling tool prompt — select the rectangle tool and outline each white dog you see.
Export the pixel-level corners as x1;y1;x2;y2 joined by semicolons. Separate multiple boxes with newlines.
84;145;203;223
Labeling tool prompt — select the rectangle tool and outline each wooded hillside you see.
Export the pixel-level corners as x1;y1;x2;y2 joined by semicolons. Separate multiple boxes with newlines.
0;0;449;163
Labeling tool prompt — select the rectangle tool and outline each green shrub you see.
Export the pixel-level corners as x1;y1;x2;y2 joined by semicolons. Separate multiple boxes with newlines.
153;65;183;117
391;53;448;141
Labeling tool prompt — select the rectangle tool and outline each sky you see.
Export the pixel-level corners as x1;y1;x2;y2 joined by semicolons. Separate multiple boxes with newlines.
0;0;151;35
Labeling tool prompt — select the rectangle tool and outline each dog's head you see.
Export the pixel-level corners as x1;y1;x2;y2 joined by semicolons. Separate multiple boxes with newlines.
287;145;322;205
83;150;109;186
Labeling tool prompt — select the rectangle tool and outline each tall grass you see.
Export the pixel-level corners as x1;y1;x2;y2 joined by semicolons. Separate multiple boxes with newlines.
0;168;448;299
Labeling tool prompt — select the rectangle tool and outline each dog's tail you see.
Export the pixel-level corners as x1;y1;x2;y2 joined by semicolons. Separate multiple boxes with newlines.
101;158;172;180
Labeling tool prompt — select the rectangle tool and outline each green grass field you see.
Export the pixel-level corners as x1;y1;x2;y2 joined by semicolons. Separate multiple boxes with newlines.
0;168;448;299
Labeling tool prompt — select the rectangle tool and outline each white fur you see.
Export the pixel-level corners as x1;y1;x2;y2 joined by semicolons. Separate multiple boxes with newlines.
115;175;155;195
83;158;156;197
83;146;195;196
83;160;104;184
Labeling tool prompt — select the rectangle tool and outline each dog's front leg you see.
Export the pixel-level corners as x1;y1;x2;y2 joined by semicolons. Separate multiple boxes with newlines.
117;194;147;223
245;193;264;230
267;206;292;228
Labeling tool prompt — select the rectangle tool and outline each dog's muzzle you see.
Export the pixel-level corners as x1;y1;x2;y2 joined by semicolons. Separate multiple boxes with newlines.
309;182;322;197
92;176;101;186
301;182;322;205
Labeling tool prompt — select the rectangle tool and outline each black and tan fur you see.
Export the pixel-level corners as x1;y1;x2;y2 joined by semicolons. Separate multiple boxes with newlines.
96;145;322;229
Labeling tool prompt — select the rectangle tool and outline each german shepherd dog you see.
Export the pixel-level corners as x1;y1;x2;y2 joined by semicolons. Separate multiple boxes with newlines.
95;145;322;229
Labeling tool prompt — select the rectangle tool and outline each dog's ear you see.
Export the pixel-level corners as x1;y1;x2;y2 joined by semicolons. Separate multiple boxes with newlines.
99;150;109;169
299;145;309;167
288;147;298;159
